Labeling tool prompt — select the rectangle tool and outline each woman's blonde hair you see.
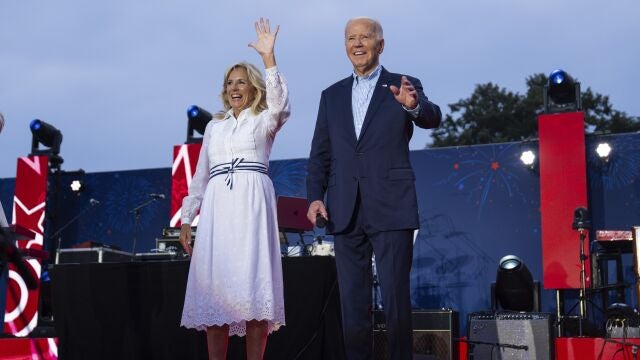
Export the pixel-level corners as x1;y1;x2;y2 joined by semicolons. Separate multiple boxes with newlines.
215;62;267;119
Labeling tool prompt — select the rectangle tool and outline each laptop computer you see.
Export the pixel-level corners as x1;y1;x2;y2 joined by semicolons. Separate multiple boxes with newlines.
277;196;313;232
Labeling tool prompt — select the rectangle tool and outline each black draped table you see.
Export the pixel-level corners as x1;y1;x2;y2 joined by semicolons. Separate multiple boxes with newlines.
50;256;344;360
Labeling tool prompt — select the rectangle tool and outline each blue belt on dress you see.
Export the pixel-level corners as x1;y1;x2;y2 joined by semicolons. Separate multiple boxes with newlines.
209;158;268;190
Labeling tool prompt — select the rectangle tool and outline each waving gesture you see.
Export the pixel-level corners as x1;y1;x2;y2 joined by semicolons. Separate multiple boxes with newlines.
249;18;279;68
389;76;419;110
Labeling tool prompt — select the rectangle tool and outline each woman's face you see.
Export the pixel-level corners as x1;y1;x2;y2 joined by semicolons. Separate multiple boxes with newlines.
226;67;254;117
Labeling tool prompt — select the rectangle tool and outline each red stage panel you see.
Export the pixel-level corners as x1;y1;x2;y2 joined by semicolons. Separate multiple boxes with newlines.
538;112;589;289
0;337;58;359
4;156;48;336
170;143;202;227
556;337;640;360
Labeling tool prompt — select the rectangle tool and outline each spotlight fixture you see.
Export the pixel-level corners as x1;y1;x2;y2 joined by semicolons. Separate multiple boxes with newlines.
520;150;537;170
572;207;591;231
495;255;537;312
186;105;213;143
70;180;84;193
30;119;63;156
543;69;582;113
30;119;64;169
596;142;612;163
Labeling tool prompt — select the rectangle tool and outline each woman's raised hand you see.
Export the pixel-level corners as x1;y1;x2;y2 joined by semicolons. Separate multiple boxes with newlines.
249;18;279;68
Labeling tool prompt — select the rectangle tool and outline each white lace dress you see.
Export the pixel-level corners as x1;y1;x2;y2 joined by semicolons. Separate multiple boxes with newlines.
180;67;289;336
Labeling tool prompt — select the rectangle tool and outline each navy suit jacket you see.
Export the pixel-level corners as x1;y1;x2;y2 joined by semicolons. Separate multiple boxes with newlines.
307;67;442;234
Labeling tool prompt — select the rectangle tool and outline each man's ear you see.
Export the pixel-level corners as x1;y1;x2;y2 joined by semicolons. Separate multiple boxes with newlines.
378;38;385;55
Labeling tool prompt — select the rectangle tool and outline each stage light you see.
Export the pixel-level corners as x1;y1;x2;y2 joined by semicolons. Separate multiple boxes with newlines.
596;142;612;162
495;255;536;312
30;119;63;156
520;150;536;170
549;70;576;104
186;105;213;143
70;180;84;193
543;69;581;113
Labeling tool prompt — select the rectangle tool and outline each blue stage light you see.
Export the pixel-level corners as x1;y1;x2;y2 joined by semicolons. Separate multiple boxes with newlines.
544;69;581;113
186;105;213;143
30;119;42;131
29;119;63;157
550;69;567;85
188;105;200;118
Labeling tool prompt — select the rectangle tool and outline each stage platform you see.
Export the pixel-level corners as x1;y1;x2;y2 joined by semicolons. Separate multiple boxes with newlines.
35;256;640;359
49;257;343;360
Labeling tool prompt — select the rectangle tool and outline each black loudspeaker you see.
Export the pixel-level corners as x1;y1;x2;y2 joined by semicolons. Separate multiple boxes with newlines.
373;309;459;360
467;312;555;360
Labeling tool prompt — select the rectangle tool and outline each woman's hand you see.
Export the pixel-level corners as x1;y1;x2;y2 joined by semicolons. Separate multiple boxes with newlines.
248;17;278;68
179;223;193;256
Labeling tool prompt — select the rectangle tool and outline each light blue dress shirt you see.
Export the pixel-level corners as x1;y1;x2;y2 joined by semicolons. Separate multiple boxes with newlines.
352;65;382;138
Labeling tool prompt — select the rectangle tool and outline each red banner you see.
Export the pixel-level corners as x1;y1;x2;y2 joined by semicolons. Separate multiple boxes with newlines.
4;156;48;336
539;112;589;289
170;143;202;227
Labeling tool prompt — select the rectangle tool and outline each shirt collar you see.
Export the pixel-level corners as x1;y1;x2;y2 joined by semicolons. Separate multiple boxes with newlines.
352;64;382;84
224;107;251;120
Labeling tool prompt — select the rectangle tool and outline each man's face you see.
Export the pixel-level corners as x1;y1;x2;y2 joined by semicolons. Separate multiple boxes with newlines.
345;19;384;76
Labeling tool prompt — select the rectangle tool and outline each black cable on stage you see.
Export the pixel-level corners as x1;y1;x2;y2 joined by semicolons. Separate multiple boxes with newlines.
292;278;338;360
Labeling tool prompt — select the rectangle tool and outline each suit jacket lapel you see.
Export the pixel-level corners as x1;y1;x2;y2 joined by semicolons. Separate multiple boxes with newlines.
358;68;390;142
339;76;357;146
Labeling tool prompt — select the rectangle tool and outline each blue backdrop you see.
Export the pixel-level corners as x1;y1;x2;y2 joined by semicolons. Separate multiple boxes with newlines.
1;132;639;331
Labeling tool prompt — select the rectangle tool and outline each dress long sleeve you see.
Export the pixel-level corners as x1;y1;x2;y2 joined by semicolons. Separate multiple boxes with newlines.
263;66;291;138
180;120;214;225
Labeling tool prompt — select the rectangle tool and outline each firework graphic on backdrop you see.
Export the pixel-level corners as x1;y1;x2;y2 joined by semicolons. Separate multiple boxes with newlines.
432;143;532;218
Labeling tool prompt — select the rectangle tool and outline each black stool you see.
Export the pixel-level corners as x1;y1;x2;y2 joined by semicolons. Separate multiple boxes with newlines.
591;250;626;311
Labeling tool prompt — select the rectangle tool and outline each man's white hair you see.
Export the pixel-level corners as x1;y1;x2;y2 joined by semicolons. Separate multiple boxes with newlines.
345;17;384;40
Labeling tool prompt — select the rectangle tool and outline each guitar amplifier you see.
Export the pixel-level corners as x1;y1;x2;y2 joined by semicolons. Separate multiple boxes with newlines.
373;309;459;360
467;312;555;360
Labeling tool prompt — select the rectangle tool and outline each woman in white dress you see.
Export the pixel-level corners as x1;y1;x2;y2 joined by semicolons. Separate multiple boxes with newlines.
179;18;288;360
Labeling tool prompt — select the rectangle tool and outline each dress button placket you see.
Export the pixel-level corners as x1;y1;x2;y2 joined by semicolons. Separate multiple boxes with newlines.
226;117;237;159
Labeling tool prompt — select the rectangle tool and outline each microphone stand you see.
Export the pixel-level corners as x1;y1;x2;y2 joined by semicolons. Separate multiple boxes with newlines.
129;198;159;261
577;227;588;336
50;202;99;264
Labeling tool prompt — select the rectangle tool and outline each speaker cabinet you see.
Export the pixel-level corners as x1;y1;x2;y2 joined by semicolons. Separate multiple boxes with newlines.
373;309;459;360
467;312;555;360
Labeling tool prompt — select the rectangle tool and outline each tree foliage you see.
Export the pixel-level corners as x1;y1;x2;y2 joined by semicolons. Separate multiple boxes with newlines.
430;73;640;147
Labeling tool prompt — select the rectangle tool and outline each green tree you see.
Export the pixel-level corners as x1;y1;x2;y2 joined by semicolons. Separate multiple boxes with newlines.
430;73;640;147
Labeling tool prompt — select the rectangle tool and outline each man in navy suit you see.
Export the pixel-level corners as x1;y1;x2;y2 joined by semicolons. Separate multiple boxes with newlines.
306;17;441;360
